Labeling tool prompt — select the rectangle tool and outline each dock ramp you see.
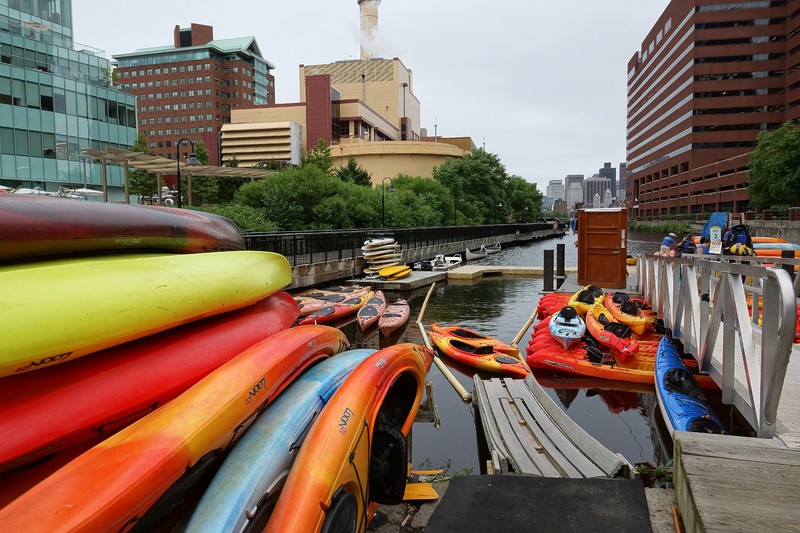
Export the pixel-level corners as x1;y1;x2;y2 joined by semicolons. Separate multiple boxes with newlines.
474;374;630;478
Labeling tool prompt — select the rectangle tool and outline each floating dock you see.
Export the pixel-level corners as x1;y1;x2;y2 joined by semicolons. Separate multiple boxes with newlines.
473;374;630;478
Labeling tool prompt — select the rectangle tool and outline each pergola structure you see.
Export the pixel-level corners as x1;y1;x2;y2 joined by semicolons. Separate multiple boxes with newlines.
82;147;273;205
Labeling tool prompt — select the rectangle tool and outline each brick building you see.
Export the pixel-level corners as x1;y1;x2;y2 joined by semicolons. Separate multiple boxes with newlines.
113;23;275;166
627;0;800;218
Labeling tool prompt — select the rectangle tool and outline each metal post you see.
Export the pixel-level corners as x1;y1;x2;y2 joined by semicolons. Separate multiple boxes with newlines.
175;137;200;208
556;243;565;288
543;249;554;291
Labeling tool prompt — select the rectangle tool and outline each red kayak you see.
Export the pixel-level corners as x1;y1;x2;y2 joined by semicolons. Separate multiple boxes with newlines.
0;325;349;532
0;195;244;263
379;299;411;336
0;292;300;474
297;291;373;325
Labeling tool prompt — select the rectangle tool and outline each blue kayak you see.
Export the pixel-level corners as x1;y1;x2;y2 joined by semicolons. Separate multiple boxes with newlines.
548;306;586;349
654;336;726;437
186;348;376;533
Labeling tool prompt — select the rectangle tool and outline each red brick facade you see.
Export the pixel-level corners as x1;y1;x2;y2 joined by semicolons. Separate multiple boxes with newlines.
627;0;800;218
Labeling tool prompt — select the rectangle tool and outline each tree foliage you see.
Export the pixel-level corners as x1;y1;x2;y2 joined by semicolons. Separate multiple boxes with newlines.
302;139;334;175
336;157;372;186
748;121;800;209
433;148;542;224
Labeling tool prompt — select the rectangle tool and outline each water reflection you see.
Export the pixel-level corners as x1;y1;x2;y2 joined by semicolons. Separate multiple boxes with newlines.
338;231;671;476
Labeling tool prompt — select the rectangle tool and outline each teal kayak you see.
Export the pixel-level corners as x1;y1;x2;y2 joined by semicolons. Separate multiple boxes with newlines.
186;348;376;532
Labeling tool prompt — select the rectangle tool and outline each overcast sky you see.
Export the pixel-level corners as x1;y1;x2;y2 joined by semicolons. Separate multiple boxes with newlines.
72;0;668;191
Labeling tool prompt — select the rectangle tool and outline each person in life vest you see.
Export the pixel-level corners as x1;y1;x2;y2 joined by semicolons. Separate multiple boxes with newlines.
673;235;697;257
660;232;677;256
722;224;755;256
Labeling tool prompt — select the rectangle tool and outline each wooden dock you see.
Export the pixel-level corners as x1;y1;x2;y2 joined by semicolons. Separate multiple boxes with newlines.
473;374;630;478
674;431;800;532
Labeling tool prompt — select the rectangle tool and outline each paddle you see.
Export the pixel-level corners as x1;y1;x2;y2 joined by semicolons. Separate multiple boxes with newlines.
416;282;472;403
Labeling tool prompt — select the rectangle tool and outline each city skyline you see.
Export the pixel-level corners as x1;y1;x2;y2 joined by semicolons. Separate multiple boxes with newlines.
71;0;669;191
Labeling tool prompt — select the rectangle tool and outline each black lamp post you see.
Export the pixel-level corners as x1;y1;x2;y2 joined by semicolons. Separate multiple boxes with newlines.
175;137;201;208
381;177;395;228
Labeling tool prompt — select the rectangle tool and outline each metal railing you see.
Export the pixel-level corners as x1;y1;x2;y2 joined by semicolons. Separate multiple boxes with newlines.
637;253;797;437
243;222;558;266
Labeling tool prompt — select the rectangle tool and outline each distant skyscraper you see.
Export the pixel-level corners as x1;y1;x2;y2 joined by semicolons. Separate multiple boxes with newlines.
583;177;611;207
566;181;583;211
598;162;617;200
565;174;584;191
618;162;627;202
546;179;565;201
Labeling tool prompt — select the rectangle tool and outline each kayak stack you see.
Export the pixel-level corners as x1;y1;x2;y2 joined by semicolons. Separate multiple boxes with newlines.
0;196;433;531
362;236;403;277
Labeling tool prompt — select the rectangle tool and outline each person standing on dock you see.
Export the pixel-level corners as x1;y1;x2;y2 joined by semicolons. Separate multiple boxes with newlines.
660;232;677;256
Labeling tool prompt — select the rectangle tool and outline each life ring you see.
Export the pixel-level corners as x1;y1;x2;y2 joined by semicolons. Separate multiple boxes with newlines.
163;197;175;207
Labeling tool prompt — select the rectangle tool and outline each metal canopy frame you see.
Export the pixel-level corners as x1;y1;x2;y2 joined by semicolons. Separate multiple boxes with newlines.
82;147;272;204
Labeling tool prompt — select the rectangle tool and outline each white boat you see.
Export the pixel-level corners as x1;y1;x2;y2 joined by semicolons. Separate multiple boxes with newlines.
430;253;463;271
465;245;488;261
484;242;501;254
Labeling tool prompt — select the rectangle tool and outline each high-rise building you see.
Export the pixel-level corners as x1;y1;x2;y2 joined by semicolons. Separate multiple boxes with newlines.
627;0;800;218
566;181;584;211
0;0;137;197
598;162;616;200
113;23;275;166
546;179;565;201
618;162;627;202
583;177;611;207
565;174;584;191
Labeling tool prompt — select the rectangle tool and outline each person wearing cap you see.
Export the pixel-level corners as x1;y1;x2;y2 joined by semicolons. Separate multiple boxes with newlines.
660;232;677;256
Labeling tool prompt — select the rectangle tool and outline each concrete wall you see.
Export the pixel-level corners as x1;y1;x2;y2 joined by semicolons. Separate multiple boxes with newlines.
288;229;560;289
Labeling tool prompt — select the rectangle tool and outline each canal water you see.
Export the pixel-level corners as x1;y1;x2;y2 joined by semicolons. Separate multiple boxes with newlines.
340;230;675;476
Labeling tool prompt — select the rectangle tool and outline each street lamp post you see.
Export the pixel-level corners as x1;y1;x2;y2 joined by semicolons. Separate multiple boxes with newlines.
381;176;395;228
175;137;201;208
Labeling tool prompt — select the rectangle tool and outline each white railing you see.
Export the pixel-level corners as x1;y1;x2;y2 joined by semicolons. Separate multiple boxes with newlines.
638;253;797;437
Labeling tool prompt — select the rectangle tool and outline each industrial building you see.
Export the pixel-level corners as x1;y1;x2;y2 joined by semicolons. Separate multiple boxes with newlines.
0;0;137;197
627;0;800;218
221;0;470;182
113;23;275;166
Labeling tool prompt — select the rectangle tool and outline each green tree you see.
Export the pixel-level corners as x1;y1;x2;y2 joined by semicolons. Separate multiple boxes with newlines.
506;176;543;222
128;132;157;201
195;204;278;232
336;157;372;186
748;121;800;208
302;139;334;174
433;148;514;224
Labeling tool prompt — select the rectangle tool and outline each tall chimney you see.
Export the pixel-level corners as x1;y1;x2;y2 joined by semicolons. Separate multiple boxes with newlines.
358;0;381;60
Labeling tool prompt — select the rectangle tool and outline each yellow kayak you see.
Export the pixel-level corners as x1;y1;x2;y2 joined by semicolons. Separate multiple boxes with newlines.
0;251;292;378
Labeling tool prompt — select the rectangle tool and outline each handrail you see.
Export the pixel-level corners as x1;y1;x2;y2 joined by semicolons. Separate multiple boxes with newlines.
637;253;797;437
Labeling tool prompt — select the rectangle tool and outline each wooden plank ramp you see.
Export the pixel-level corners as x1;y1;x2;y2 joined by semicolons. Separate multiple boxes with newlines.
473;374;630;478
674;431;800;533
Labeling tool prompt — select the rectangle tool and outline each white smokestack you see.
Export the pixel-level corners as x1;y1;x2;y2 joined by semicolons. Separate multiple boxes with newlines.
358;0;381;60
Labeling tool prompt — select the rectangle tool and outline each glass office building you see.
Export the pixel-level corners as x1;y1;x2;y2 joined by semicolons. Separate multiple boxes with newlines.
0;0;137;199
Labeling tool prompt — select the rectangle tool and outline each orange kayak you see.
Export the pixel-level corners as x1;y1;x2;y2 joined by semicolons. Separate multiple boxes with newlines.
429;331;528;378
265;343;433;532
0;325;349;532
429;323;519;356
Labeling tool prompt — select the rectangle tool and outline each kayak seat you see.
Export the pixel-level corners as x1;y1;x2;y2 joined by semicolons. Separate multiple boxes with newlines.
369;422;408;505
688;416;726;434
612;292;631;304
620;300;641;316
560;306;578;320
586;345;606;364
452;328;480;339
603;322;632;338
664;367;707;402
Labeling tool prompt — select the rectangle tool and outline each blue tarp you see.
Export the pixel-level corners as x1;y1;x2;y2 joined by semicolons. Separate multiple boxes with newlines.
699;212;729;241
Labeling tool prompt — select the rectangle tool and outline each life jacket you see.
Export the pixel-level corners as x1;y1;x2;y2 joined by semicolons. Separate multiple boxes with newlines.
722;224;752;248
